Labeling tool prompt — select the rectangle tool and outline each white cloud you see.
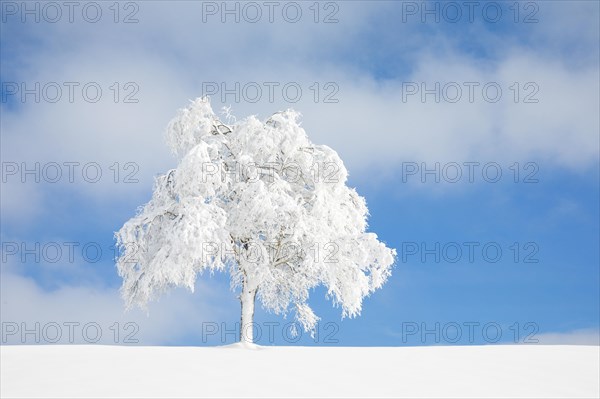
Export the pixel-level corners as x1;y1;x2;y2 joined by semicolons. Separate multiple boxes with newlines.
1;1;597;217
535;328;600;346
0;263;235;345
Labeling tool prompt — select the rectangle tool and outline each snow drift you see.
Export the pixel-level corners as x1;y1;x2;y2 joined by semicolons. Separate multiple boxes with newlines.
1;344;598;398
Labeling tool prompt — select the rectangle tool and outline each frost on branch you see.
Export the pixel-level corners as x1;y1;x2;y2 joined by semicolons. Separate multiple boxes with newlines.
115;97;396;340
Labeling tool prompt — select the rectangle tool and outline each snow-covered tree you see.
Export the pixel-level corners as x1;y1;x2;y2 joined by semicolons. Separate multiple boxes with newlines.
115;98;396;343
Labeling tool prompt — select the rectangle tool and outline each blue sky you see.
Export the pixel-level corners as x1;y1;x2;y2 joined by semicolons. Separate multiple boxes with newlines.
1;1;598;346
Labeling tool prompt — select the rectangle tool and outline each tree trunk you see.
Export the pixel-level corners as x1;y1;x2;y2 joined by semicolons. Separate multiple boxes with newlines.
239;279;257;343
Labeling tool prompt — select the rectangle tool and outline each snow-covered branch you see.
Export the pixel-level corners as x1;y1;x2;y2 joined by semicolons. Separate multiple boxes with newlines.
115;97;396;342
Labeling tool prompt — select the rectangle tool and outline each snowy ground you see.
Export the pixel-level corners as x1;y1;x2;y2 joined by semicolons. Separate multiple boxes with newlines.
1;344;598;398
